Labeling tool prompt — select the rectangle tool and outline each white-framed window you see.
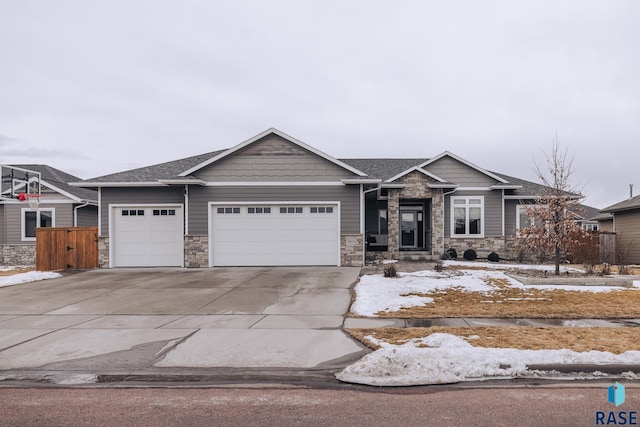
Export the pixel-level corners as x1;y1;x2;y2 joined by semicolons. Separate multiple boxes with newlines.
516;205;535;231
582;223;598;232
378;209;388;234
21;208;55;241
216;207;241;214
451;196;484;237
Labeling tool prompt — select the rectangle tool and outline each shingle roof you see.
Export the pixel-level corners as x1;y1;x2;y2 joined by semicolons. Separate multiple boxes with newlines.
82;150;227;183
340;158;429;181
601;195;640;213
13;164;97;202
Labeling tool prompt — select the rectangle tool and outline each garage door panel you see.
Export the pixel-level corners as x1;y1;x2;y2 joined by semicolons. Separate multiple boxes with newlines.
212;204;339;266
113;206;183;267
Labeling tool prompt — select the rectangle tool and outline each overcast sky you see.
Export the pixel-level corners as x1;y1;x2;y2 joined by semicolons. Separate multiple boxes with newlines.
1;1;638;209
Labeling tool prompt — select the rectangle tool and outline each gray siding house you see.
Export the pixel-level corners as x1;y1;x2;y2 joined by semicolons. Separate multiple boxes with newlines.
0;164;98;265
72;128;568;268
601;196;640;264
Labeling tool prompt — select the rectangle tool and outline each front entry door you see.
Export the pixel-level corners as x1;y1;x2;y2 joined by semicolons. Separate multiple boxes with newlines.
400;211;418;248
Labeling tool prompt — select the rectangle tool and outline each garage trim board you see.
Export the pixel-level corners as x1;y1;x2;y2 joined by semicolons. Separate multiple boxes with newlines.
209;201;341;267
109;204;184;268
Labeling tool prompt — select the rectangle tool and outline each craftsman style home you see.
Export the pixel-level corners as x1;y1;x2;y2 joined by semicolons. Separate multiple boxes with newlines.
72;128;563;268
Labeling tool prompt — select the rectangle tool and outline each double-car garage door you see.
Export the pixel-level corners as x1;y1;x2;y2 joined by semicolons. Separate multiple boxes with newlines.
111;202;340;267
211;203;340;266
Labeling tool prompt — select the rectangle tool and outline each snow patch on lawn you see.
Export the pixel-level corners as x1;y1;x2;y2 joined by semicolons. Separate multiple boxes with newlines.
336;333;640;386
0;271;62;288
352;263;625;317
443;260;584;273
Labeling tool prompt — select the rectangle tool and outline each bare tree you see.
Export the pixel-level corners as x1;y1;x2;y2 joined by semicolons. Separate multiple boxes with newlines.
518;138;586;275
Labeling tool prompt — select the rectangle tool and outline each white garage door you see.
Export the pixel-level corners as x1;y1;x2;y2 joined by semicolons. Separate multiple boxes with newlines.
211;204;340;266
112;206;184;267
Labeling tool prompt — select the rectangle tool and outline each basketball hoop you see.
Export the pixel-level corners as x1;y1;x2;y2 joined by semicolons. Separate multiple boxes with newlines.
19;193;41;210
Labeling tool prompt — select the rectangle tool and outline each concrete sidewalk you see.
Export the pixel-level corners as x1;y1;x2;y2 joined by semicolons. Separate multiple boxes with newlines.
0;267;368;384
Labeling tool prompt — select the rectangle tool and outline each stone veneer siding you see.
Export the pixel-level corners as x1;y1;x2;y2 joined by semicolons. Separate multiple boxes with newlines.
0;244;36;266
386;171;444;258
98;236;109;268
444;236;507;259
184;235;209;268
341;234;364;267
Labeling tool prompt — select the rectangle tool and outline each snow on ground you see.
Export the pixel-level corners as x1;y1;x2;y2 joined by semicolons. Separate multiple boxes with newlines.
344;261;640;386
336;333;640;386
0;271;62;288
443;260;584;272
351;261;630;317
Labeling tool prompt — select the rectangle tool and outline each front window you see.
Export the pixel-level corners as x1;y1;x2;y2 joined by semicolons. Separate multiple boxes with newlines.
451;197;483;237
516;205;534;231
378;210;388;234
22;208;54;241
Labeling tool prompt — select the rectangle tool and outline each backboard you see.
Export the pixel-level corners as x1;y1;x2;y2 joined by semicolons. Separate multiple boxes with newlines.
0;165;41;200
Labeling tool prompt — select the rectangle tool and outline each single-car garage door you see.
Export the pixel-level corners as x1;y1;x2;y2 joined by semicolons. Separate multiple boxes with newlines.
211;203;340;266
112;206;184;267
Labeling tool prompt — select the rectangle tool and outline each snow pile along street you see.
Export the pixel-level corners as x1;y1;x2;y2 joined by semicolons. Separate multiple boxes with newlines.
336;333;640;386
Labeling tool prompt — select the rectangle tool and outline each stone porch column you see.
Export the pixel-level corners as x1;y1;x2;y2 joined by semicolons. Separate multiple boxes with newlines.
431;189;445;256
387;190;400;258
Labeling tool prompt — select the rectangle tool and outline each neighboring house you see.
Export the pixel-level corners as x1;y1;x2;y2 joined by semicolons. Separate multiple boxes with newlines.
600;196;640;264
572;204;604;232
0;164;98;265
71;128;583;268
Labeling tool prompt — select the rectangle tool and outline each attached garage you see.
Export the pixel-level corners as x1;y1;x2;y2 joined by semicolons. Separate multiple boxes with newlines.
210;203;340;266
111;205;184;267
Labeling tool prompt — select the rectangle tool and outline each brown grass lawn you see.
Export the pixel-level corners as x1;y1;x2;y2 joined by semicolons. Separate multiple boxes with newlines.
350;263;640;352
347;326;640;354
370;276;640;319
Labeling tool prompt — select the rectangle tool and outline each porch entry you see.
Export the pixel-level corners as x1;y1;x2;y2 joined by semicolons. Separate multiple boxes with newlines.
399;204;430;251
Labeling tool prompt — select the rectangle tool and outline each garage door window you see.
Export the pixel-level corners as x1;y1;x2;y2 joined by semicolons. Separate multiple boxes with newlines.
310;206;334;214
122;209;145;216
248;207;271;214
153;209;176;216
217;207;241;214
280;207;303;214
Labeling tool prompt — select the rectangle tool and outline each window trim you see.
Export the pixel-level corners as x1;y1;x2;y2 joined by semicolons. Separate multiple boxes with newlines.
450;196;484;238
21;208;55;241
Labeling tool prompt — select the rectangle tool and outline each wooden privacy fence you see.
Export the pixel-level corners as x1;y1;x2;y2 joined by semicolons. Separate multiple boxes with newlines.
36;227;99;271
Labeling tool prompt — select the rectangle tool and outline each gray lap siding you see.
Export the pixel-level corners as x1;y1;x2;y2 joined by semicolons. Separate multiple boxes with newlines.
187;185;361;235
100;187;185;236
444;190;503;238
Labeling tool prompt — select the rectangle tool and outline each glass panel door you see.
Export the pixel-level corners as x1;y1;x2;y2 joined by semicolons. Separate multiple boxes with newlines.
400;211;417;248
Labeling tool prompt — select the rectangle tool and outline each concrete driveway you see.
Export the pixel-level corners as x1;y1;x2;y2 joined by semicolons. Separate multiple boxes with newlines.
0;267;367;381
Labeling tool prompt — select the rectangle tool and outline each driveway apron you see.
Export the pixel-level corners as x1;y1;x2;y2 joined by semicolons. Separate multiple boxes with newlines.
0;267;367;373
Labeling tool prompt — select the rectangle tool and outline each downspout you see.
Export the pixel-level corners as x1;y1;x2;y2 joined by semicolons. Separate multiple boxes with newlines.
184;185;189;235
360;184;365;266
442;188;457;250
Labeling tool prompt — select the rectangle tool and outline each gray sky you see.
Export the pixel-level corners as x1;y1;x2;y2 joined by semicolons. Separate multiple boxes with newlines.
1;1;638;209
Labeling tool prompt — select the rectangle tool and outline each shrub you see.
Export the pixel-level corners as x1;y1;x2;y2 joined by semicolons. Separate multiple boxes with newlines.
463;249;477;261
440;252;452;261
433;261;445;272
445;248;458;259
487;252;500;263
383;264;398;278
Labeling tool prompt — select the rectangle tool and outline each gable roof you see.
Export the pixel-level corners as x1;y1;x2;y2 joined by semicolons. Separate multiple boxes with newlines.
340;158;429;181
179;128;367;178
420;151;510;184
10;164;97;203
601;195;640;214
